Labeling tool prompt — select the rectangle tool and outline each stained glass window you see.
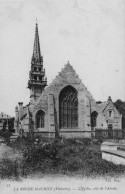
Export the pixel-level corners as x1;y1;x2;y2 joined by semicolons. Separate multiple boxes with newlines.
36;110;45;128
59;86;78;128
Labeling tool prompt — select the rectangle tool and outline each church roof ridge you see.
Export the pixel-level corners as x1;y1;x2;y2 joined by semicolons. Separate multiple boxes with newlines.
97;101;110;112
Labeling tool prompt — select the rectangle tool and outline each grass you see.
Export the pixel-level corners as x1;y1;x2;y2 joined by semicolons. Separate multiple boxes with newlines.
0;137;125;180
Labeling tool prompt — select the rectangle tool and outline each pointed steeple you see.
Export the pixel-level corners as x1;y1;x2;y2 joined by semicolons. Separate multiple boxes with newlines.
28;23;47;103
32;22;43;64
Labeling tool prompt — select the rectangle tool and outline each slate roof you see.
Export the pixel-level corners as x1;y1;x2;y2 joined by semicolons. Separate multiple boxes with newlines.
19;105;29;120
97;101;109;112
97;100;121;116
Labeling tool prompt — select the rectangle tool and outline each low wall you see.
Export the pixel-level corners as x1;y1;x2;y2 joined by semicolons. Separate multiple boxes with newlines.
101;141;124;151
102;151;125;165
101;141;125;165
34;132;55;138
60;131;91;139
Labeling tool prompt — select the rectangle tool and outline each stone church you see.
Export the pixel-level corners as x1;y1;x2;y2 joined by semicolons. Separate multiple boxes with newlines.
14;23;122;139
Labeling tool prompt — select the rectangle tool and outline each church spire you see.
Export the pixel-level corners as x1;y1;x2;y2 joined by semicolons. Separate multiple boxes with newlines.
28;23;47;103
32;22;43;64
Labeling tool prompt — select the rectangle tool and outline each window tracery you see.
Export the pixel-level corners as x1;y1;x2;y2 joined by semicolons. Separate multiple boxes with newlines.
59;86;78;128
36;110;45;128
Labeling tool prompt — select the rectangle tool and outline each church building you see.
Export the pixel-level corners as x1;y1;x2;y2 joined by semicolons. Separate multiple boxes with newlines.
14;23;122;139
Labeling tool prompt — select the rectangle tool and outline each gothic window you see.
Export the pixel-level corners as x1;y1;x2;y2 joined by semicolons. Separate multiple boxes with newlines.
36;110;45;128
91;111;98;128
59;86;78;129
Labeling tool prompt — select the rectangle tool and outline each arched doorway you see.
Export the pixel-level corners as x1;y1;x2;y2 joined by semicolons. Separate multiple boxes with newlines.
36;110;45;128
91;111;98;128
59;85;78;129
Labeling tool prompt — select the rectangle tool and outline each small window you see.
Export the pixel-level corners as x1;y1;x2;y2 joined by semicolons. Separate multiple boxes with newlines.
36;110;45;128
34;76;37;81
34;67;37;71
39;76;42;81
109;110;112;117
39;68;41;71
108;124;113;130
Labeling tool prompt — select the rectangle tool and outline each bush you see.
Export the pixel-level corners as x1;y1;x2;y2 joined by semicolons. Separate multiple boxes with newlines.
21;139;60;172
1;138;125;179
0;130;12;144
80;138;91;145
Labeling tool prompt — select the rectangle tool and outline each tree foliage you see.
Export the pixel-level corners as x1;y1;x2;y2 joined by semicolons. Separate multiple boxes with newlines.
114;99;125;128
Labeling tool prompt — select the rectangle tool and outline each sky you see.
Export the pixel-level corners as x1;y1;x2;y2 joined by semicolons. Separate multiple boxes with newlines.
0;0;125;117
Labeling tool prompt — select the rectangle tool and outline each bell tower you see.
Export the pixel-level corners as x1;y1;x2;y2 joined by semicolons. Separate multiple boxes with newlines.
28;22;47;103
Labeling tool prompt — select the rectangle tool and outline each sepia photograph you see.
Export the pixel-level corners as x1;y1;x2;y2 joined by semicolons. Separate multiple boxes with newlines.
0;0;125;193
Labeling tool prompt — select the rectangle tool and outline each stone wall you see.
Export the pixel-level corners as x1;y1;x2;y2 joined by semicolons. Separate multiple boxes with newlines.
15;64;122;138
32;63;98;138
